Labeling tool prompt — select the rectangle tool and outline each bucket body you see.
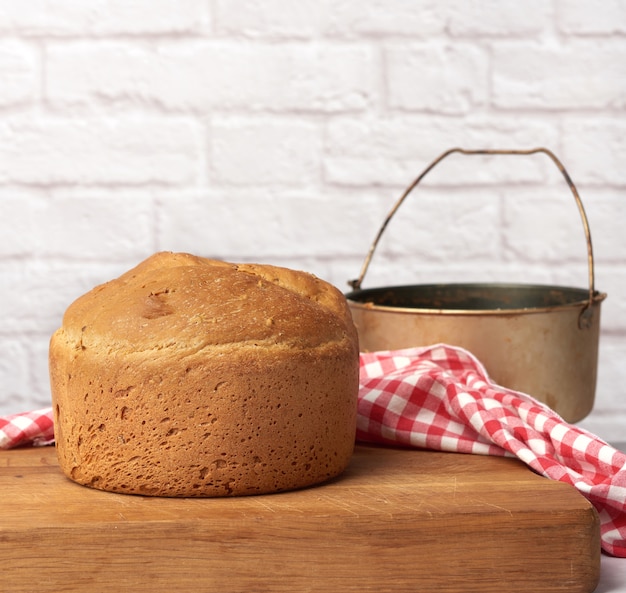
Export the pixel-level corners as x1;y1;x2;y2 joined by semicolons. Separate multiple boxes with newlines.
347;148;607;423
347;283;605;422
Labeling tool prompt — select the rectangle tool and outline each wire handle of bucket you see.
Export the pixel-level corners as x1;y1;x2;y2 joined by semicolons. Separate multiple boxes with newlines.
348;147;603;329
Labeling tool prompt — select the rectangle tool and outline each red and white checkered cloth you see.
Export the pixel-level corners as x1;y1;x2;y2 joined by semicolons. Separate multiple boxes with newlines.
1;344;625;557
358;345;626;558
0;407;54;449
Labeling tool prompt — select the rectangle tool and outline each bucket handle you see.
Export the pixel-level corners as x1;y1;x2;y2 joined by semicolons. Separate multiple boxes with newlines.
348;147;602;328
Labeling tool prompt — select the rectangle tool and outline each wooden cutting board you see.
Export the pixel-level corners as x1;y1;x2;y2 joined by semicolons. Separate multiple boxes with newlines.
1;444;600;593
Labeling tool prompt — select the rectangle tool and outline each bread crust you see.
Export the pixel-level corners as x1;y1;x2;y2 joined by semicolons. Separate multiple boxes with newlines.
50;252;359;497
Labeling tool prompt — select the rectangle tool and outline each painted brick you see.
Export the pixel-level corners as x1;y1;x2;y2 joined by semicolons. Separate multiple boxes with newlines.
157;190;291;258
0;0;624;432
579;333;626;442
324;116;559;187
557;0;626;35
214;0;323;38
448;0;551;36
157;189;389;259
28;336;56;411
0;0;210;36
386;43;488;114
0;192;36;256
0;259;134;335
0;116;201;186
592;263;626;333
581;190;626;266
0;338;31;416
46;41;376;114
0;191;155;259
0;40;38;107
596;337;626;406
367;187;499;263
210;118;321;186
324;0;446;38
47;191;155;259
346;258;557;295
501;187;590;264
562;119;626;186
493;41;626;109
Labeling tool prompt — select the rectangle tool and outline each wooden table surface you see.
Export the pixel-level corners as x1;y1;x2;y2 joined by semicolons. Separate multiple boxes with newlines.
1;444;600;593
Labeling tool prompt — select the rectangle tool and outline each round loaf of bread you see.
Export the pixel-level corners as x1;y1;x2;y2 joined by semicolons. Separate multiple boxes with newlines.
49;252;359;497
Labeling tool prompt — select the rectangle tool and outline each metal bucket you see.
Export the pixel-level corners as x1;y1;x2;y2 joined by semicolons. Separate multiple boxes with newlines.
346;148;607;423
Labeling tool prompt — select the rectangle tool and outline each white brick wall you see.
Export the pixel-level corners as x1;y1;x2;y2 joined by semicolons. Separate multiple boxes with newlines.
0;0;624;442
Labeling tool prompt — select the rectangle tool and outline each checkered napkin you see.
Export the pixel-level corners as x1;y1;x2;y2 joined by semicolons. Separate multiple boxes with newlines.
0;407;54;449
1;344;625;557
357;344;626;558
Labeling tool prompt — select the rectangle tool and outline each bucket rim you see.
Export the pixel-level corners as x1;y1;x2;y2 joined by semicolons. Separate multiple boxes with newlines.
345;282;607;317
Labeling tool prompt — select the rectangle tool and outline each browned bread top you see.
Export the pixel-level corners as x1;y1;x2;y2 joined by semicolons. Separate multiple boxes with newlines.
58;251;357;357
